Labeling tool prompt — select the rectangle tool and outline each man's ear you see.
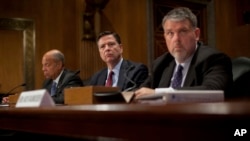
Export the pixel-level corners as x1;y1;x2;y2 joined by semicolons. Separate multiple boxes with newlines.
119;44;123;53
57;61;63;68
194;28;200;41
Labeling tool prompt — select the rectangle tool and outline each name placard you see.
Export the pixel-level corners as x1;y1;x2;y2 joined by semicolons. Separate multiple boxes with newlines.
15;89;55;107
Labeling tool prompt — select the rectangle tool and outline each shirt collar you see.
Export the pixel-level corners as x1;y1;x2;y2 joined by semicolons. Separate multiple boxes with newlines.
175;44;198;67
107;58;123;75
53;69;64;84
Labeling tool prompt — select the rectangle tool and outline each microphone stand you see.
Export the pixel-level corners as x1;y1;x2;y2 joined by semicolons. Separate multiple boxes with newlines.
5;83;26;95
123;66;137;92
122;66;137;103
0;83;26;104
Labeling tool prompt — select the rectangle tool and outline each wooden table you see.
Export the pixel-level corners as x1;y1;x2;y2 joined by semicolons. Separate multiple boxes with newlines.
0;100;250;140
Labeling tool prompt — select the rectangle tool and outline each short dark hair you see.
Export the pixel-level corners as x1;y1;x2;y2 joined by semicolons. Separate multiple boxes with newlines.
96;31;122;44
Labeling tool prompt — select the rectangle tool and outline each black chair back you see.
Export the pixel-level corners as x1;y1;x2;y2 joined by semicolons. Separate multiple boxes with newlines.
232;57;250;98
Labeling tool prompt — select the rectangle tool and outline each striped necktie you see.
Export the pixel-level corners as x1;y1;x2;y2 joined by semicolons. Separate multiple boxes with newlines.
171;65;183;89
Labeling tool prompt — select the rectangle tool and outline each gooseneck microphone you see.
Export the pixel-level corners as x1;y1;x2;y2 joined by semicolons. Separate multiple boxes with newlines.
94;67;137;104
74;69;81;76
123;66;137;92
5;83;26;95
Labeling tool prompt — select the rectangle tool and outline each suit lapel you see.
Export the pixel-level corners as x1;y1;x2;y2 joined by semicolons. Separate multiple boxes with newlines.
117;60;128;89
183;46;200;86
99;69;108;85
56;70;66;93
184;67;195;86
43;79;53;92
159;61;175;87
183;58;197;86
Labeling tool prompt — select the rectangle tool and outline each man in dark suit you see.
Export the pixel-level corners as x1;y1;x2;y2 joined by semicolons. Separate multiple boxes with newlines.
135;7;233;99
89;31;148;91
42;49;83;104
1;49;83;104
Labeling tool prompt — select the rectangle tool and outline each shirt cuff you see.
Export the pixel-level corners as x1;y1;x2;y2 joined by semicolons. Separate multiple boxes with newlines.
155;87;175;95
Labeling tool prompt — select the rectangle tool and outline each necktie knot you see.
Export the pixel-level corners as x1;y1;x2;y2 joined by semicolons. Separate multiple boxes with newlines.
171;65;183;89
105;71;114;87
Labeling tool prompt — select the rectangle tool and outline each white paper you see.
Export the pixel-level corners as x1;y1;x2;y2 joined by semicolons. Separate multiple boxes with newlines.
136;90;224;103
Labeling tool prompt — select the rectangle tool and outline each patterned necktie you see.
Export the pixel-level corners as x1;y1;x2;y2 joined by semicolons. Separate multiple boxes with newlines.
105;71;114;87
50;81;57;96
171;65;183;89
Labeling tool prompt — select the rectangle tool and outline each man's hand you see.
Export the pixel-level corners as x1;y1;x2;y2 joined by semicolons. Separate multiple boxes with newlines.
134;87;155;99
2;97;9;104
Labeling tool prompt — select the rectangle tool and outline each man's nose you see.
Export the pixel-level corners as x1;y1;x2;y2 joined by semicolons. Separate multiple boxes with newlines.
172;32;181;41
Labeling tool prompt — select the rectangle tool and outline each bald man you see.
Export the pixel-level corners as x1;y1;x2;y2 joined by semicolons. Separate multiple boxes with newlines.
1;49;83;104
41;49;83;104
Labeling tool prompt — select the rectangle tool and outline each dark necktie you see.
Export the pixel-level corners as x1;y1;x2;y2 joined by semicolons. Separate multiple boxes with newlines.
105;71;114;87
171;65;183;89
50;81;57;96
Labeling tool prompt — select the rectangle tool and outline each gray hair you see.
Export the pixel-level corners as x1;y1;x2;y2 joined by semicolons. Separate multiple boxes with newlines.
53;50;65;66
162;7;198;28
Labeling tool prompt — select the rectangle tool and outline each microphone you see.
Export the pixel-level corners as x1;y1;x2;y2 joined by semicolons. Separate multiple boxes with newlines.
123;66;137;92
93;66;137;104
74;69;80;76
120;65;138;103
5;83;26;95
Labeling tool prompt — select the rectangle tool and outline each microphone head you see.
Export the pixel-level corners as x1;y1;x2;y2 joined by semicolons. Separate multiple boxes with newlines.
21;83;26;86
75;70;80;75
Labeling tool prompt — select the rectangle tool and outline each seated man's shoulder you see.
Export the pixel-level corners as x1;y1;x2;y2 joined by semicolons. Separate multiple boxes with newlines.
64;69;80;76
125;59;144;66
124;60;148;70
62;69;82;83
197;45;230;60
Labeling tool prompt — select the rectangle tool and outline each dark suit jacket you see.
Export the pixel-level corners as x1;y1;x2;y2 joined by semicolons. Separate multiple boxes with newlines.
141;44;233;98
42;69;83;104
89;60;149;91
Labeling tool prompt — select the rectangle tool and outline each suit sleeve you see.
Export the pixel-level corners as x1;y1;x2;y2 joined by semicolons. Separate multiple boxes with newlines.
179;53;233;98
